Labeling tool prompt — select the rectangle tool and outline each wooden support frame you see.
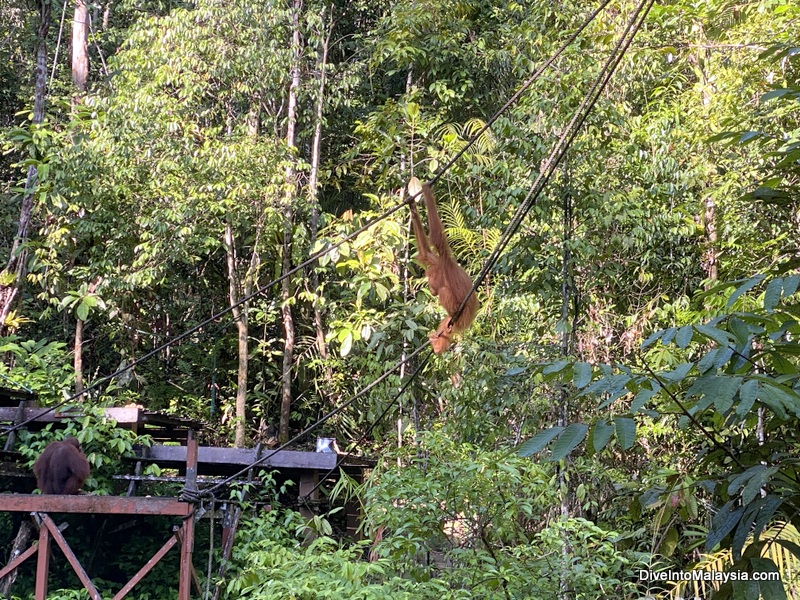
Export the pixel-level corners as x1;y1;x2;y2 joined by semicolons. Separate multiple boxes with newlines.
0;496;194;599
0;431;200;599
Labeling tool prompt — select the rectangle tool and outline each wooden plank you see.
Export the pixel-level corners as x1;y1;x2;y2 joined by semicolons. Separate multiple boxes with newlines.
0;495;192;516
34;519;49;600
144;446;339;470
112;534;178;600
0;407;202;430
178;515;195;600
185;430;198;491
41;514;101;600
0;538;38;579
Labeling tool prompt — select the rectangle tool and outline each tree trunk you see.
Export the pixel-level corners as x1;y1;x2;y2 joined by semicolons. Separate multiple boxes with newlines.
703;195;717;284
557;182;574;600
278;0;302;444
308;7;332;366
71;0;89;95
0;0;51;332
74;318;84;395
224;223;248;448
0;520;34;597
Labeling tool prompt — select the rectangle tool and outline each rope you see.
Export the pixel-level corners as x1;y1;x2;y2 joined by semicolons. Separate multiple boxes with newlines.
298;349;434;502
196;342;429;497
1;1;612;439
444;0;655;333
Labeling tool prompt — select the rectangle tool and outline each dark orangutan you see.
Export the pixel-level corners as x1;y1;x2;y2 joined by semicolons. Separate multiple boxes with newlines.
407;177;479;354
33;437;90;494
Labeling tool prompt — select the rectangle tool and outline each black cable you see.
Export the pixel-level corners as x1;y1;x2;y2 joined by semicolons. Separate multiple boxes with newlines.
298;349;434;502
426;0;615;189
195;342;430;497
195;0;653;503
1;200;412;437
2;2;613;439
443;0;655;334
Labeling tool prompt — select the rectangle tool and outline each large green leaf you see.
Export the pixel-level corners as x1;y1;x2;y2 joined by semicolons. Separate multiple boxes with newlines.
614;417;636;450
518;427;564;457
591;420;614;452
706;501;745;551
549;423;588;462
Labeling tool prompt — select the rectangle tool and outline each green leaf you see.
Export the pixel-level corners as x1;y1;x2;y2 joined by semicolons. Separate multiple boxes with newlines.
695;324;731;347
662;362;693;382
758;382;800;418
572;362;592;389
675;325;693;348
642;329;663;349
339;332;353;357
712;376;741;414
729;465;764;496
750;558;785;600
543;361;569;375
76;301;90;321
697;348;719;373
727;275;765;307
549;423;588;462
660;527;679;557
784;274;800;298
518;427;564;457
630;388;656;413
763;278;783;311
706;501;745;551
752;495;783;539
614;417;636;450
761;88;792;102
737;380;759;417
504;367;527;376
592;420;614;452
741;467;775;505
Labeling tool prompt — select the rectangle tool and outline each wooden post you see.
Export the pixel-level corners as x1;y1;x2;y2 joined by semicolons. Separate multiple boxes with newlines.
3;401;25;452
178;428;197;600
40;514;101;600
34;519;50;600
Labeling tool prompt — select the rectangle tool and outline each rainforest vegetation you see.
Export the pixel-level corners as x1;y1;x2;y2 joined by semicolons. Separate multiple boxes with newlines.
1;0;800;597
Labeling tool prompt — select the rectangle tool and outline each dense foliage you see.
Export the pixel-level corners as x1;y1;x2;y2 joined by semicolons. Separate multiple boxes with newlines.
1;0;799;597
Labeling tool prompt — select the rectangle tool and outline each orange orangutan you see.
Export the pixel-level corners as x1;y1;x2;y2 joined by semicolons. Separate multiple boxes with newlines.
407;177;479;353
33;437;90;494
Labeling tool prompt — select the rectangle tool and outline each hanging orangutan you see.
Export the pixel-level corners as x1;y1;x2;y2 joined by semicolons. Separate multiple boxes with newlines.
33;437;90;494
407;177;479;354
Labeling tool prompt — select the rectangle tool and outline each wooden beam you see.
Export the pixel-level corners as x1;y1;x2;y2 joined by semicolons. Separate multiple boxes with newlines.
0;539;38;580
34;520;49;600
40;514;101;600
111;534;178;600
178;515;195;600
0;495;192;516
144;446;339;470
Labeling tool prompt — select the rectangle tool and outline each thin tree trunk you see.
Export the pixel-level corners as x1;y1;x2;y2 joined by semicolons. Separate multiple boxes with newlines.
0;0;51;332
278;0;302;444
74;318;84;394
102;1;111;29
557;182;574;600
308;6;332;366
0;520;34;597
71;0;88;95
224;223;248;448
703;195;717;284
